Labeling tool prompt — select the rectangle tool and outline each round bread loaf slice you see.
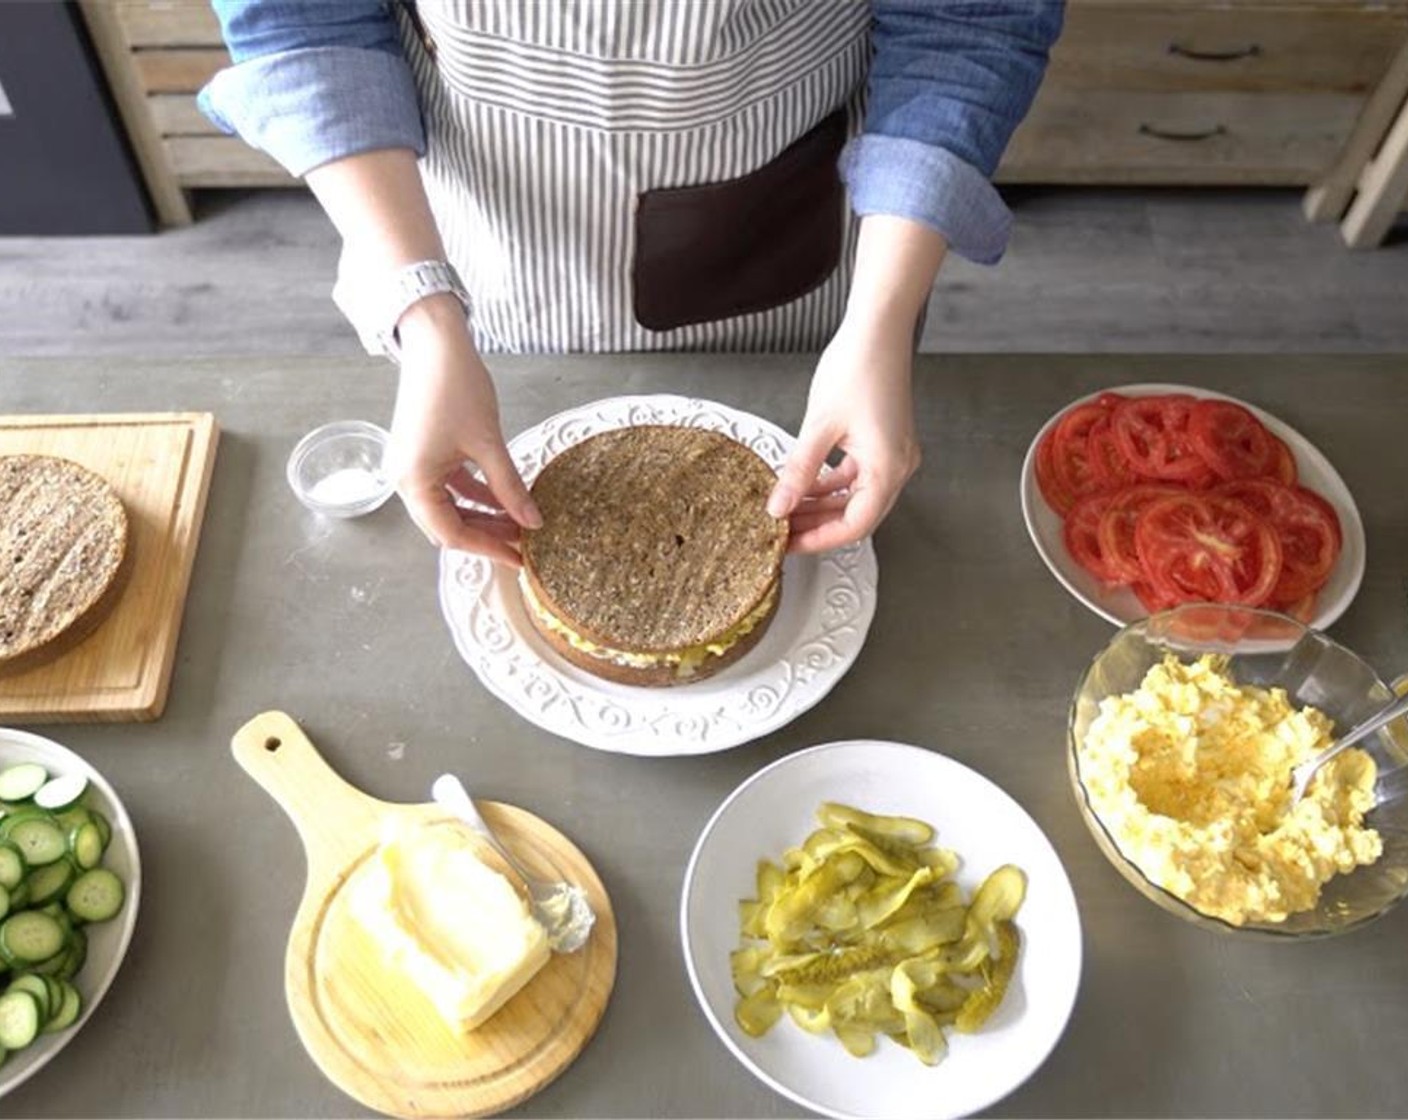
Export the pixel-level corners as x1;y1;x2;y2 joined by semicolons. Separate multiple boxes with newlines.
519;426;787;686
0;455;130;678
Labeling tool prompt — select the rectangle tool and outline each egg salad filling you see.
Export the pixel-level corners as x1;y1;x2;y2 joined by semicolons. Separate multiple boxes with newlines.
519;571;777;677
1079;654;1382;926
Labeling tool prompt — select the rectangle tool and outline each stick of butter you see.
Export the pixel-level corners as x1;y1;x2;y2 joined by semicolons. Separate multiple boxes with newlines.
350;818;551;1032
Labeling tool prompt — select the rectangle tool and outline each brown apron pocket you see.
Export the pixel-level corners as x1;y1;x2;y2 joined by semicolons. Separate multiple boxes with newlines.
632;109;847;332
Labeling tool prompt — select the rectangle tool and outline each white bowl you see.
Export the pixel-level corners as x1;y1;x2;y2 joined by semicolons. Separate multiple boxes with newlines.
1019;383;1365;630
0;728;141;1100
680;740;1082;1120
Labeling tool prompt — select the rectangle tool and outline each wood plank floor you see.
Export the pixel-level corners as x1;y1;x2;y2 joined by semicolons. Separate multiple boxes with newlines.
0;186;1404;357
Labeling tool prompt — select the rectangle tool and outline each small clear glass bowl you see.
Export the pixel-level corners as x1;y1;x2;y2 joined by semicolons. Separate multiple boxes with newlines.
1068;604;1408;940
286;420;395;519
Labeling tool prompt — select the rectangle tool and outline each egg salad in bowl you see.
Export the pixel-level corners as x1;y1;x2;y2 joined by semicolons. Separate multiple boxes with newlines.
1069;605;1408;938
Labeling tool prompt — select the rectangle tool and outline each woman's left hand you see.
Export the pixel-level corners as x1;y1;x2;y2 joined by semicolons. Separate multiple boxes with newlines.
767;316;921;553
768;214;946;553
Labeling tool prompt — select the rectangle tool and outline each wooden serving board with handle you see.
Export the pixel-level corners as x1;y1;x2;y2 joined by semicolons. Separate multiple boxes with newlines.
231;711;617;1119
0;411;218;722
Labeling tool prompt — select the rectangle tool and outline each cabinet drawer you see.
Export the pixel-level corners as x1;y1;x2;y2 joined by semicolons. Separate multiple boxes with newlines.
148;93;221;136
997;87;1366;185
1051;2;1408;94
113;1;222;47
164;137;295;187
131;48;227;94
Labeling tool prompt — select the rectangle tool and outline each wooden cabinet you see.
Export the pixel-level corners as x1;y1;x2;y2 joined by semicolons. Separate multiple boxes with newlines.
80;0;1408;225
999;0;1408;184
79;0;291;225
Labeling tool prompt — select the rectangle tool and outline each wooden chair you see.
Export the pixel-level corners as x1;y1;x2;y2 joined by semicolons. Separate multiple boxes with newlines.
1305;40;1408;249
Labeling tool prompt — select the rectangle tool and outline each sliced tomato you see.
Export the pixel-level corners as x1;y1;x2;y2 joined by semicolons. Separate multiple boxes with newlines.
1050;401;1116;507
1270;435;1298;485
1188;399;1277;480
1064;492;1121;583
1132;580;1179;614
1134;493;1283;607
1277;592;1317;622
1111;395;1215;484
1087;417;1138;491
1214;480;1342;603
1212;478;1282;520
1095;484;1180;584
1034;426;1076;515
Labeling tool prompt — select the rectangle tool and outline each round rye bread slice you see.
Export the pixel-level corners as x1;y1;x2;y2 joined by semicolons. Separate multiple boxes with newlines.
0;455;130;678
520;426;788;686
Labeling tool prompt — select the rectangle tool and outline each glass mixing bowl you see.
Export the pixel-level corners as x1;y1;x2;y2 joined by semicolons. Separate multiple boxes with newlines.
1068;604;1408;939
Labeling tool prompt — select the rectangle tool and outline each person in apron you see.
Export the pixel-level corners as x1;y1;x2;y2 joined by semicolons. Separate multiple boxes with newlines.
202;1;1064;563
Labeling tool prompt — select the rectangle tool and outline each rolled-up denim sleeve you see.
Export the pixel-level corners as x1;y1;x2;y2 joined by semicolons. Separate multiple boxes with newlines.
844;1;1064;264
198;1;425;178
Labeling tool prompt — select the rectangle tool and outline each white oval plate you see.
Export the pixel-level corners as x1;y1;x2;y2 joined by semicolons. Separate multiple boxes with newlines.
1019;383;1366;630
0;728;141;1101
438;395;879;756
681;740;1082;1120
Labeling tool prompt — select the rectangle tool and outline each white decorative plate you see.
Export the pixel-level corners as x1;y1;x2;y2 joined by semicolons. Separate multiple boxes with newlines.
1019;383;1366;631
680;740;1082;1120
438;395;879;756
0;728;141;1101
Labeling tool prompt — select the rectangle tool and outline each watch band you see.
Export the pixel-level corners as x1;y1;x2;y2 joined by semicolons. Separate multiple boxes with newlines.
332;259;473;363
374;259;472;361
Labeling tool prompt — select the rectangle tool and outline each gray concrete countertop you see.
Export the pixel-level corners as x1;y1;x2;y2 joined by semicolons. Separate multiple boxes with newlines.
2;354;1407;1118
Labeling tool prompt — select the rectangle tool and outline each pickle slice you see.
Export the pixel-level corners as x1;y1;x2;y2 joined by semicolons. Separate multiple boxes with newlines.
818;802;936;846
732;802;1028;1065
955;921;1021;1033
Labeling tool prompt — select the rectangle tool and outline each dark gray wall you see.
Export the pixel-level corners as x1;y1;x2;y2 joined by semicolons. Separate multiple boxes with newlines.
0;1;152;235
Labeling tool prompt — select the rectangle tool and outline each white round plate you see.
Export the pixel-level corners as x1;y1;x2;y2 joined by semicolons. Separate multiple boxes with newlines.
680;740;1082;1120
438;395;879;756
1019;383;1366;630
0;728;141;1100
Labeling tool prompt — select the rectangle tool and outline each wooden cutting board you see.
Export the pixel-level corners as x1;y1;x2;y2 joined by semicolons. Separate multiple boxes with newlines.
0;411;218;722
231;711;618;1120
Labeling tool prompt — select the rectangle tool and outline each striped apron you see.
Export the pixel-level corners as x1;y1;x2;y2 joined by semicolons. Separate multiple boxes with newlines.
396;1;870;353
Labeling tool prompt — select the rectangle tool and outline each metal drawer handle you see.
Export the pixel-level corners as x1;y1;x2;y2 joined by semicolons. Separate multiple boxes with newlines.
1138;123;1228;143
1168;42;1261;62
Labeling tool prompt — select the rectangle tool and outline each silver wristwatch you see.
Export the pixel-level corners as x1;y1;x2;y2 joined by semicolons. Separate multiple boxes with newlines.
335;259;472;362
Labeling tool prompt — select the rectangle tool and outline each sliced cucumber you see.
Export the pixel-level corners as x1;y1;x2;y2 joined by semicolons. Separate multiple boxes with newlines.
0;884;7;922
0;808;48;841
70;823;104;871
33;775;87;813
6;881;29;911
0;845;23;890
66;868;124;924
0;990;39;1049
0;765;47;804
42;976;64;1022
27;860;75;907
41;980;80;1033
6;974;50;1020
0;911;65;964
88;810;111;853
7;818;66;868
54;806;90;834
31;949;69;977
56;928;86;982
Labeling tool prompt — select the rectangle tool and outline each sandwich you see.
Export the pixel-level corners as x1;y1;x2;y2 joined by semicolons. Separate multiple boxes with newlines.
518;425;787;686
0;455;130;678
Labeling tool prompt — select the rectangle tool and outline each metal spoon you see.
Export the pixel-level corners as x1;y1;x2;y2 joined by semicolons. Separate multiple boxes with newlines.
431;773;595;953
1290;689;1408;802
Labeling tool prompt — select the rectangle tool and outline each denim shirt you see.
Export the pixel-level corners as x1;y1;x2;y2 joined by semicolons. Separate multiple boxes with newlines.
200;1;1063;265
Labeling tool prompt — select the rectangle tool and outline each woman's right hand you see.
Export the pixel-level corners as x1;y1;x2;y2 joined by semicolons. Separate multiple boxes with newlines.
388;294;542;565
